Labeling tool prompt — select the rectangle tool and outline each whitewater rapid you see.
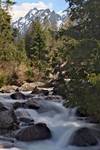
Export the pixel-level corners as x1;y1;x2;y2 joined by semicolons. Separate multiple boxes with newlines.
0;92;99;150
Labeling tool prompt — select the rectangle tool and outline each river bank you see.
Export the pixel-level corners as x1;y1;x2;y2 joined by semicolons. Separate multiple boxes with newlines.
0;82;46;93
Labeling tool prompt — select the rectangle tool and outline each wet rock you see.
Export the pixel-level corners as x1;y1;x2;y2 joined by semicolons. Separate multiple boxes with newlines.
0;110;18;129
19;117;34;127
40;89;49;96
13;108;35;127
85;117;100;124
15;123;52;141
75;108;87;118
15;109;33;124
90;127;100;141
10;89;26;100
13;99;40;110
25;99;40;109
19;117;34;124
76;109;100;124
31;86;40;94
45;95;63;102
0;136;15;143
15;109;31;118
13;102;26;109
0;102;8;111
69;127;98;146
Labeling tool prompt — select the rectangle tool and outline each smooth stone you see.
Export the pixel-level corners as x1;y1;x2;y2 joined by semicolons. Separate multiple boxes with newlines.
69;127;98;147
10;89;26;100
15;123;52;141
0;110;18;129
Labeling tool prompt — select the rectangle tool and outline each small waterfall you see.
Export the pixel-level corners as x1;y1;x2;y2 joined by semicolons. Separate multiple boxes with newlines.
57;127;77;147
0;93;99;150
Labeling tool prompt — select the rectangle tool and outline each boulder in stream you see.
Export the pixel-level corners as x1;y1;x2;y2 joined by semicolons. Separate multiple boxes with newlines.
41;89;49;96
0;110;18;129
19;117;34;124
13;99;40;110
13;102;26;109
69;127;98;147
10;89;26;100
25;98;40;109
31;86;40;94
0;102;8;111
75;108;87;118
15;123;52;141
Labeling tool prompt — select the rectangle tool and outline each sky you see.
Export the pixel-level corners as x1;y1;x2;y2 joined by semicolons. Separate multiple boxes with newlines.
10;0;67;21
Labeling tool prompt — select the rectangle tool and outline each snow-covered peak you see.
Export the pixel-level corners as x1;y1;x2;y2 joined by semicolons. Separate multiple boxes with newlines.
12;8;67;35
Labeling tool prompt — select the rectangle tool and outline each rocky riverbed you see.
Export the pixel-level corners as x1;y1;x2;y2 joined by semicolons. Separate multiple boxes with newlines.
0;88;100;150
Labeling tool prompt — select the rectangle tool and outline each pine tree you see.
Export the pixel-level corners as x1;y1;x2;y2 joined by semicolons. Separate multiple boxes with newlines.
65;0;100;39
62;0;100;121
25;20;48;70
0;8;17;61
5;0;16;10
0;0;15;10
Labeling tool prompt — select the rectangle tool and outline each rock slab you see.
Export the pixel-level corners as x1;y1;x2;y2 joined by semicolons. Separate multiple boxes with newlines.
15;123;52;141
69;127;98;147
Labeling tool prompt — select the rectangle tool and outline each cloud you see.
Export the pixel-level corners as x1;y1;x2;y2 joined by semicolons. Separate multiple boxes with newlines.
10;1;53;22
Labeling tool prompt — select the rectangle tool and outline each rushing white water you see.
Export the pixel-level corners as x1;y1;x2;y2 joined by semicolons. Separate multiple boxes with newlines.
0;93;100;150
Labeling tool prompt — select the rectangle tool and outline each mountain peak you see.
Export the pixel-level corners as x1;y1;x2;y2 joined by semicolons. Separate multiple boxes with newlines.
12;8;67;35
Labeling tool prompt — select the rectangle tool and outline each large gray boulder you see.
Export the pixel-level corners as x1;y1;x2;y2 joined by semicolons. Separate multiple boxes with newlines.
13;99;40;110
19;117;34;124
25;99;40;109
15;123;52;141
0;110;18;129
13;102;26;109
69;127;98;147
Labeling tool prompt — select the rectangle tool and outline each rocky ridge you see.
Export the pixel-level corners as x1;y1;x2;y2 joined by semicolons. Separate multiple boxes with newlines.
12;8;67;34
